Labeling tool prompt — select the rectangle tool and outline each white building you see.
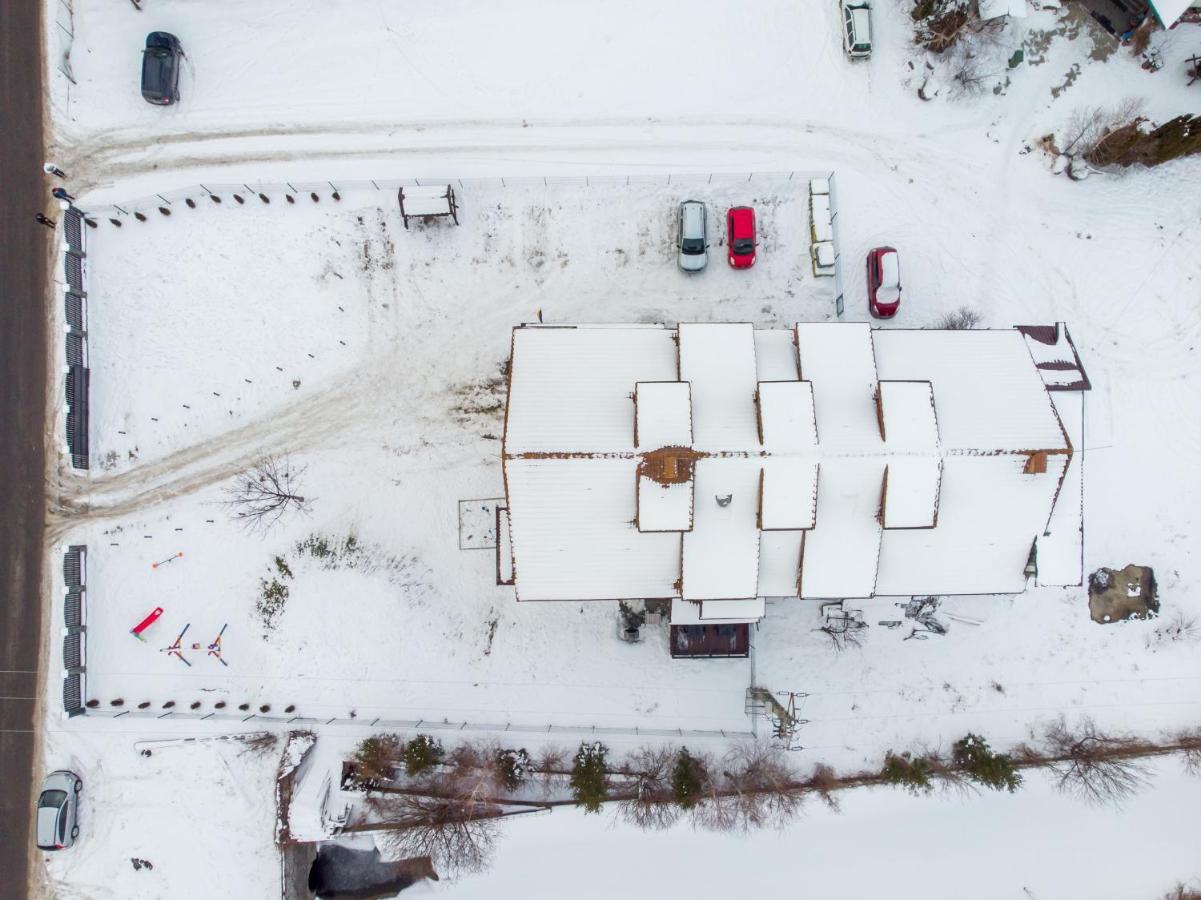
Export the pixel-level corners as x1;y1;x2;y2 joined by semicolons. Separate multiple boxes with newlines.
500;322;1082;649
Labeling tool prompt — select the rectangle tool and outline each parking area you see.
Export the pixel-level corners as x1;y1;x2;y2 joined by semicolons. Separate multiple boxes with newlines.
74;175;839;475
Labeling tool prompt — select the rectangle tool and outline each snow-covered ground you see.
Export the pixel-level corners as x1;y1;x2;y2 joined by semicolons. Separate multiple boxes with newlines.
445;755;1201;900
38;0;1201;896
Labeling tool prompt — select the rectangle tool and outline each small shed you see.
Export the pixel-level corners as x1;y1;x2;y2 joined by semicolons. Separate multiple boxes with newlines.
397;184;459;230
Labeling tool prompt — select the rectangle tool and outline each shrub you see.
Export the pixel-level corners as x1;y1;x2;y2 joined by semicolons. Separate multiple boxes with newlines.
494;748;530;792
570;742;610;813
952;734;1022;792
403;734;445;777
671;748;705;809
881;751;933;794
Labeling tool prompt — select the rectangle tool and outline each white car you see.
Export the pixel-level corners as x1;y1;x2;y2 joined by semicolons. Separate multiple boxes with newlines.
840;0;872;59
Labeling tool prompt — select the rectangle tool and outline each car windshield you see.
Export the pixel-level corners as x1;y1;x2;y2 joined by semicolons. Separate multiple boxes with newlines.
733;239;754;255
39;790;67;809
681;238;704;254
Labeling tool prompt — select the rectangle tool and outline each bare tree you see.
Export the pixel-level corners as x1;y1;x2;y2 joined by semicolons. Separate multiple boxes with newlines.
1174;728;1201;778
683;743;803;833
1061;98;1145;158
616;746;681;830
814;624;864;653
933;307;981;330
805;763;842;812
224;455;310;532
1043;717;1152;807
359;793;501;875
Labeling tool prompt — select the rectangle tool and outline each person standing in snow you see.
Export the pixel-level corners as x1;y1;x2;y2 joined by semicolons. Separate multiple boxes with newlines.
35;213;57;228
52;187;75;202
43;163;67;179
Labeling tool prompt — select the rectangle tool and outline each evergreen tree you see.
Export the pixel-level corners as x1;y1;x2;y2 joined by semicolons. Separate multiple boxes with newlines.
881;751;933;794
402;734;444;776
570;742;610;813
670;748;705;809
952;733;1022;793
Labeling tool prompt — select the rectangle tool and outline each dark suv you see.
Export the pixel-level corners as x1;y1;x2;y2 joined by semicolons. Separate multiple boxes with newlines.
141;32;182;105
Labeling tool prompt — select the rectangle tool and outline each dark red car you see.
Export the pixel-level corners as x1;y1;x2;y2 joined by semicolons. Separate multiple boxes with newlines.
867;246;901;318
726;206;756;269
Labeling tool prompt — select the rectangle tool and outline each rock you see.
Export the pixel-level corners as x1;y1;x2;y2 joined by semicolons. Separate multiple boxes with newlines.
1068;157;1091;181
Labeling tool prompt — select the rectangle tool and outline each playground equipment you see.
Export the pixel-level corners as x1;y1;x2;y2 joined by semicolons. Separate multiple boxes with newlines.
162;623;229;667
151;551;184;570
130;606;165;641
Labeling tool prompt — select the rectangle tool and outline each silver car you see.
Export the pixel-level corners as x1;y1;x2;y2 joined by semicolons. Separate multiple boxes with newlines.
36;770;82;851
677;200;708;272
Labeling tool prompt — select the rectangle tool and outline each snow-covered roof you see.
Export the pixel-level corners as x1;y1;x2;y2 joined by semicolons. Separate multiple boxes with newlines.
682;458;761;600
636;381;692;449
671;597;766;625
872;330;1066;452
503;323;1073;609
506;457;680;601
638;475;693;532
1148;0;1191;26
679;323;758;451
796;322;881;451
505;326;677;453
399;185;455;216
878;381;941;529
800;459;884;599
758;381;817;451
758;531;804;597
760;459;819;530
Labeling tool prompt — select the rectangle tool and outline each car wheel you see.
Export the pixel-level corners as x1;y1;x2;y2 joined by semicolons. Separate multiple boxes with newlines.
71;826;80;839
74;780;82;793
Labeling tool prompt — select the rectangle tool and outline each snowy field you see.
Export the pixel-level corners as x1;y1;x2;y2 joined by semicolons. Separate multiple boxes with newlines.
39;0;1201;896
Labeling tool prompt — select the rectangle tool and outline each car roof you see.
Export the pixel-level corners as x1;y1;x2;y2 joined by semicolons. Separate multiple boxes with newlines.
728;206;754;237
36;805;62;847
879;250;900;286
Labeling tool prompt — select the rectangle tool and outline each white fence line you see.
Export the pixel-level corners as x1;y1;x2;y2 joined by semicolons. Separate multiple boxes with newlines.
81;170;831;223
82;707;753;741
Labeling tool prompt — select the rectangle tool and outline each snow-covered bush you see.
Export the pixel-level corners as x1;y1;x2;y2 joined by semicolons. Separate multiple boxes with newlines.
494;747;531;792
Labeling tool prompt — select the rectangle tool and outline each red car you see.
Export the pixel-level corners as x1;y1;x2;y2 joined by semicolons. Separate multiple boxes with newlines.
726;206;756;269
867;246;901;318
